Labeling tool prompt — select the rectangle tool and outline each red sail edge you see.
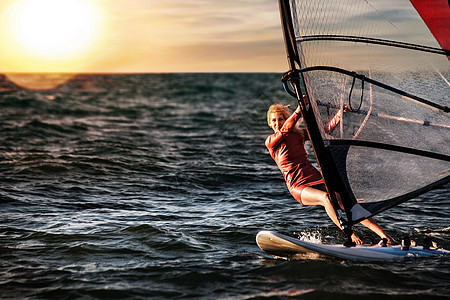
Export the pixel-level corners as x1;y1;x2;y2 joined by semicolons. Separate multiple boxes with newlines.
410;0;450;53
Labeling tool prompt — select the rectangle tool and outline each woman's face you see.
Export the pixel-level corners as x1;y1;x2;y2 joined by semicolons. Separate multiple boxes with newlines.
269;112;286;132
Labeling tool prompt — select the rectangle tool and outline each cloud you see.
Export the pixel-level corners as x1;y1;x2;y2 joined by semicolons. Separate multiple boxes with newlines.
0;0;286;72
90;0;285;72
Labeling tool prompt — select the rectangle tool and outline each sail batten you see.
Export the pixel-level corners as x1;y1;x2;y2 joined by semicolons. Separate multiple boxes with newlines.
279;0;450;224
297;35;450;56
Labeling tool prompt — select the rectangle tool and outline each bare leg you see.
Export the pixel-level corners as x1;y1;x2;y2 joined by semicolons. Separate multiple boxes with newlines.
300;187;396;245
300;187;342;229
360;218;397;244
333;191;397;244
300;187;363;244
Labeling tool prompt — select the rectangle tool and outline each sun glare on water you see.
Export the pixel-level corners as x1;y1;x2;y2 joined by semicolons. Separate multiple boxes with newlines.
1;0;107;88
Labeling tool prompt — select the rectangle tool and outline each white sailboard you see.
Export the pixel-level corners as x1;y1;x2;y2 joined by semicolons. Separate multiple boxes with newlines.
256;231;450;261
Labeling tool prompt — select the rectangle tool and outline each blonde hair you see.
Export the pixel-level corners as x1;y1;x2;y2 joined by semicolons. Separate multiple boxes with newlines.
267;103;305;140
267;104;290;127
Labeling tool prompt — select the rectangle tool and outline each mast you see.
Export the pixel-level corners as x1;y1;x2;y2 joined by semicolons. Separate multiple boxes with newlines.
278;0;356;241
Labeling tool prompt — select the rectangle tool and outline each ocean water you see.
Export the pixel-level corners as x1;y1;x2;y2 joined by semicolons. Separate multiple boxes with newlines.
0;73;449;299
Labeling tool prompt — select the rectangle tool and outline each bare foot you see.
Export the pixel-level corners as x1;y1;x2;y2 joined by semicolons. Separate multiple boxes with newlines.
351;233;363;245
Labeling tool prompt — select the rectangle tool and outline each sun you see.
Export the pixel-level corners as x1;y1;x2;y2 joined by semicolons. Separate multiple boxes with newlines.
1;0;107;72
12;0;101;58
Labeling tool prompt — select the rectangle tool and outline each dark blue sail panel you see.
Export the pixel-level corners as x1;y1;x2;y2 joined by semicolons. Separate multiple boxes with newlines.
281;0;450;223
328;142;449;221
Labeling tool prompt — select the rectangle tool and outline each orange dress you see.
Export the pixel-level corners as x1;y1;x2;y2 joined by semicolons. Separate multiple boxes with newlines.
266;113;324;204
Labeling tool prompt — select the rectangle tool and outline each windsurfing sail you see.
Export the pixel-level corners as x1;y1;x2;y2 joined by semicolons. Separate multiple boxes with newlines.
278;0;450;227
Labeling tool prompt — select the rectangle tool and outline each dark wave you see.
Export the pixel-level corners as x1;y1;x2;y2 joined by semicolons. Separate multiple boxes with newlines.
0;73;448;299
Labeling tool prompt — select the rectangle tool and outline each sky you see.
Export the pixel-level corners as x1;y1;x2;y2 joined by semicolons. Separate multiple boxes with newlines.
0;0;287;74
0;0;447;77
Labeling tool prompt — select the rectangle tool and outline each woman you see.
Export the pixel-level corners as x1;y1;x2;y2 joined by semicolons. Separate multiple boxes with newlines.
266;97;396;245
